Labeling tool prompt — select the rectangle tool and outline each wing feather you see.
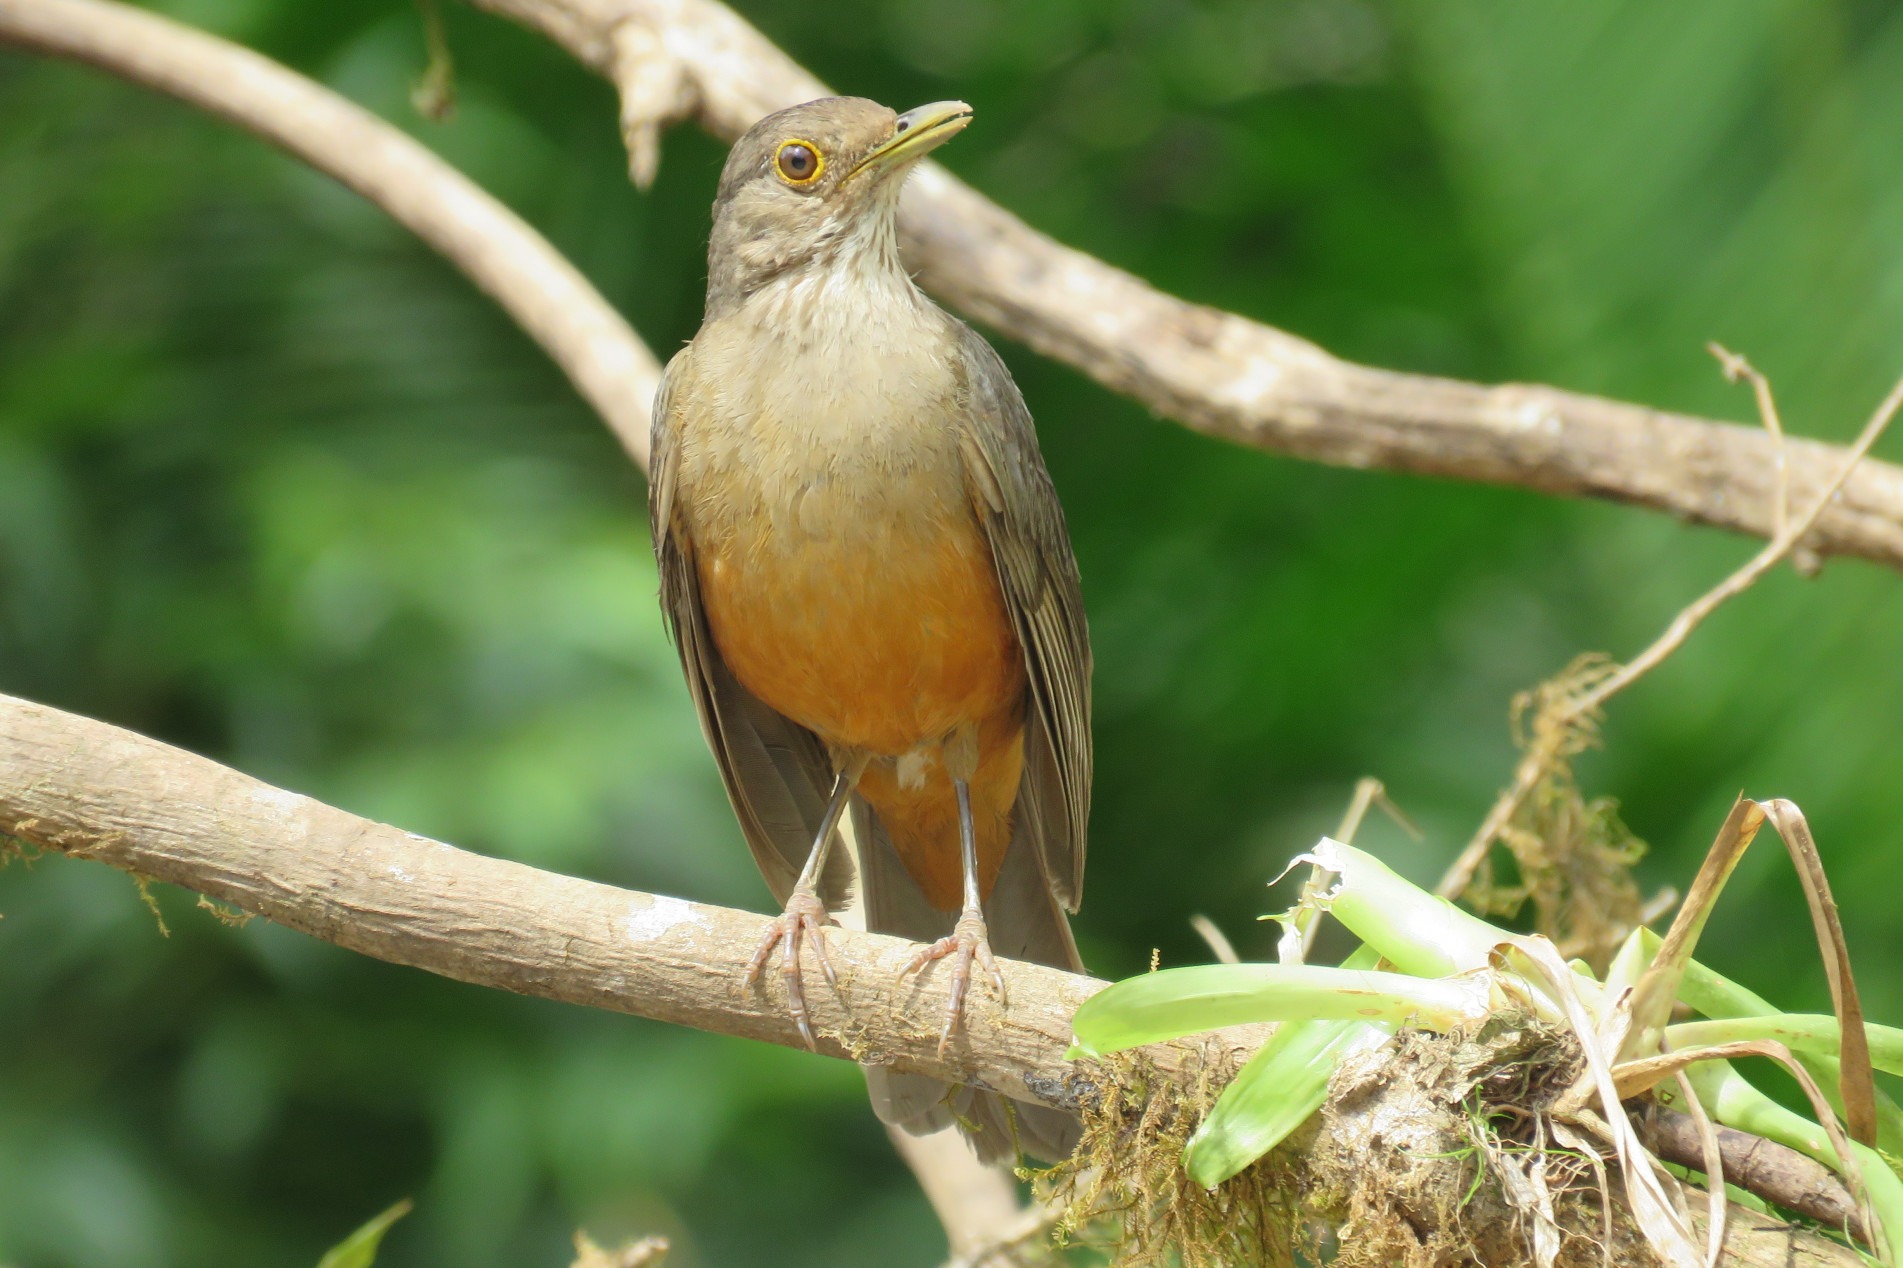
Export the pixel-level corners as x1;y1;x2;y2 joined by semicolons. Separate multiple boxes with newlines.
649;348;846;905
949;324;1092;911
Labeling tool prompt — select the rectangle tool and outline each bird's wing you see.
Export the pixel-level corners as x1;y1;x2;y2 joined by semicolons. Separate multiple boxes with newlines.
649;348;846;906
949;322;1092;912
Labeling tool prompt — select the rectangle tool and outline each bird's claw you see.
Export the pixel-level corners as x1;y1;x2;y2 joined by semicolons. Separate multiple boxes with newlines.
901;908;1006;1056
745;889;838;1049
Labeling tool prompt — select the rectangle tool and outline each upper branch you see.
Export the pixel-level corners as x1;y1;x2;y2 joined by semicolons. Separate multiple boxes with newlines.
8;0;1900;570
473;0;1903;574
0;0;660;467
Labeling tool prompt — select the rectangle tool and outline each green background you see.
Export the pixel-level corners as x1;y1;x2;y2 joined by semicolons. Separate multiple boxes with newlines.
3;0;1901;1263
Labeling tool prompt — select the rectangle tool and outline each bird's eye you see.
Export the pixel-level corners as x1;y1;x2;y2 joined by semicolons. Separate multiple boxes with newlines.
775;140;824;185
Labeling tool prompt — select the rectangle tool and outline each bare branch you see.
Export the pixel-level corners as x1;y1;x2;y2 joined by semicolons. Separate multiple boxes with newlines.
0;691;1117;1107
0;0;661;468
8;0;1901;572
1643;1108;1865;1244
882;1126;1048;1268
469;0;1903;575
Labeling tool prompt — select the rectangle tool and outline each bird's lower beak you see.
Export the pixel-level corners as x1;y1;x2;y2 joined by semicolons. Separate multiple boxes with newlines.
848;101;973;182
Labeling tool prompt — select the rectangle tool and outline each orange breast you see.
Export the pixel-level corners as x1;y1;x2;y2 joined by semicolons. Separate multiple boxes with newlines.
697;507;1024;757
695;500;1026;910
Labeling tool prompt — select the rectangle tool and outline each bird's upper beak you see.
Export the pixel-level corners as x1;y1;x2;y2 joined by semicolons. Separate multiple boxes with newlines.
848;101;973;182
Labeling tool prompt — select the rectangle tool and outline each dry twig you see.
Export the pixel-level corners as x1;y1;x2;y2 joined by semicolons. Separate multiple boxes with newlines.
1442;368;1903;904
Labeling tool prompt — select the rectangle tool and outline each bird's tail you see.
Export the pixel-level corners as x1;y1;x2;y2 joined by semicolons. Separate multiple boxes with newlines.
852;797;1083;1165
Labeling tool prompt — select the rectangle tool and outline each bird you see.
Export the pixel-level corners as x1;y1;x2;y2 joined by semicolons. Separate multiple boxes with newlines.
648;96;1090;1162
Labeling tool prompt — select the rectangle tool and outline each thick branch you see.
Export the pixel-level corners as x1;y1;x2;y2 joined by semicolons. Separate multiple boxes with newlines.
0;0;660;467
0;692;1112;1107
1643;1108;1866;1242
0;693;1866;1265
472;0;1903;574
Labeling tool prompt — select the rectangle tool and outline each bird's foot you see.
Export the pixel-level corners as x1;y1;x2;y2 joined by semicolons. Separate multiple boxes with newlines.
745;888;838;1049
901;907;1007;1056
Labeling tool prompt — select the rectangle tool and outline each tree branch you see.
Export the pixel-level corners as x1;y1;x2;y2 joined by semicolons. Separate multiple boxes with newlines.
9;0;1899;573
1643;1107;1866;1244
0;690;1111;1108
0;691;1865;1266
0;0;660;467
468;0;1903;576
883;1126;1046;1268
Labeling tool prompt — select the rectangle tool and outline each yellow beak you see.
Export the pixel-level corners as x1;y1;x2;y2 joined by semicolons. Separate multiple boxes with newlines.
848;100;973;181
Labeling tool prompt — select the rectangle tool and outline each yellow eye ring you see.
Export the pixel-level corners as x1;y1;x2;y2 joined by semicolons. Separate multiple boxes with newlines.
774;139;825;185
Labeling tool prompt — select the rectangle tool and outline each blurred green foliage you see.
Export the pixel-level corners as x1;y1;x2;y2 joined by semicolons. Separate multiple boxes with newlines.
3;0;1902;1263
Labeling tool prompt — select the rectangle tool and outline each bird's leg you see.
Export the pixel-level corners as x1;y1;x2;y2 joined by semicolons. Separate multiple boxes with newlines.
745;761;862;1049
901;777;1008;1055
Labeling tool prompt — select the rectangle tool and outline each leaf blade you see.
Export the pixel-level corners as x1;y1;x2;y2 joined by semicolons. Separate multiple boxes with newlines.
316;1199;413;1268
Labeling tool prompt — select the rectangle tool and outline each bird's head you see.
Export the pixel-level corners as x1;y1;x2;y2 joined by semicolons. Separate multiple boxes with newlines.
704;96;971;315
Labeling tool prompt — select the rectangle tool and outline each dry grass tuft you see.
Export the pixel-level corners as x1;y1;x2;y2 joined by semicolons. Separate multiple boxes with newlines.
1465;653;1647;968
1041;1020;1662;1266
1042;1048;1300;1267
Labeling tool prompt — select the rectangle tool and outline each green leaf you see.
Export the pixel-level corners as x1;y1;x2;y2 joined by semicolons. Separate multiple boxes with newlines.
1668;1015;1903;1077
1304;839;1513;979
1071;960;1490;1057
1184;1013;1390;1187
1178;946;1390;1186
316;1199;413;1268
